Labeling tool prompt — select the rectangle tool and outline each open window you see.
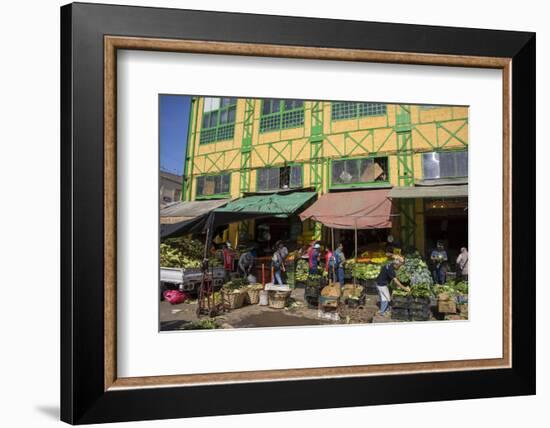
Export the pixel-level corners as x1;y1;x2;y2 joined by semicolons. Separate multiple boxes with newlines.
331;157;389;187
256;165;302;191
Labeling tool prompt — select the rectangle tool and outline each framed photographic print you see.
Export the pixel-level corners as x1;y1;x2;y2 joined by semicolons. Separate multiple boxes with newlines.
61;2;536;424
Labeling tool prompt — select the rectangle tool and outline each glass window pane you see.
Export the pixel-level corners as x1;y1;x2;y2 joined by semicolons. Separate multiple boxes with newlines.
272;100;281;113
290;165;302;188
268;168;280;190
345;159;359;181
332;160;345;184
210;97;220;111
209;111;218;127
262;100;272;115
228;106;236;123
423;152;440;179
203;97;213;113
196;176;204;195
456;151;468;177
221;174;230;193
257;169;268;191
439;152;456;177
202;112;210;129
219;109;228;124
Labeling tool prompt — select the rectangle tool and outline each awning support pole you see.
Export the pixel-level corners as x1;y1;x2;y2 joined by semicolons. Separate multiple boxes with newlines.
354;219;358;286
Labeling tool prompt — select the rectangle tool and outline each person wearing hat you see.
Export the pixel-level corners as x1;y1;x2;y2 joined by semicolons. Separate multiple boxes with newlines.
309;242;321;275
375;256;409;316
430;240;448;284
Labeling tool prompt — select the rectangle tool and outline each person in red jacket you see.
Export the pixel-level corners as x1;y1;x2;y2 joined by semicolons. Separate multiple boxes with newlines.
222;242;234;282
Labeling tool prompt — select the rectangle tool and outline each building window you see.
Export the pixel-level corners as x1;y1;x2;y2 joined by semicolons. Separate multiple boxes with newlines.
331;102;387;121
196;173;231;197
200;97;237;144
422;151;468;179
260;99;304;133
420;105;445;110
331;157;388;186
256;165;302;191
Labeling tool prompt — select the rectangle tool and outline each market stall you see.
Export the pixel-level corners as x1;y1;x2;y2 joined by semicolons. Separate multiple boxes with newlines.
299;188;394;292
160;198;231;239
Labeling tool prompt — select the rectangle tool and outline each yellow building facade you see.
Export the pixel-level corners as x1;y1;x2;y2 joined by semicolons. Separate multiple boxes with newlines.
183;97;468;256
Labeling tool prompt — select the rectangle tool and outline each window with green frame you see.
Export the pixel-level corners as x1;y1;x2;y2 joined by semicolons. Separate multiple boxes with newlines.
200;97;237;144
256;165;302;191
422;151;468;179
196;173;231;197
260;99;304;133
331;102;387;121
331;157;388;186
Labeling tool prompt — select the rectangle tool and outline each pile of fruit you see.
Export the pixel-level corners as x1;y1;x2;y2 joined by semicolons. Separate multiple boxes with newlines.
160;236;223;268
352;262;382;280
295;259;309;282
160;243;202;269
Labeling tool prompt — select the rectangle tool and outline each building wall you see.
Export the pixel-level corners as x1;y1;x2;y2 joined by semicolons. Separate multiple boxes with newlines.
183;97;468;251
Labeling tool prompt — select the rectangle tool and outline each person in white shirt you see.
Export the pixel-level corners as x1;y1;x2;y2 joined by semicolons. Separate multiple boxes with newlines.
456;247;469;281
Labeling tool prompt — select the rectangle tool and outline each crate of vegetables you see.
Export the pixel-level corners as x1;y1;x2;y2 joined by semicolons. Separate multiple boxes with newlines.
438;300;457;314
391;289;410;309
392;308;410;321
409;307;431;321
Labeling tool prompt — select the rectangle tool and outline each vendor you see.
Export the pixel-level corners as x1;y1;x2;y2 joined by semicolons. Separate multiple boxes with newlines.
375;257;409;317
272;241;287;285
385;234;401;256
430;240;448;284
238;249;256;278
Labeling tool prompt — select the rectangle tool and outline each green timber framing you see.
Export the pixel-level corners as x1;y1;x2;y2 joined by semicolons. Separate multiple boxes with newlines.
181;97;468;251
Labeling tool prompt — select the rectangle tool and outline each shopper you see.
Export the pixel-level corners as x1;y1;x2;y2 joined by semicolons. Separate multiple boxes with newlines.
334;243;346;286
272;241;286;285
309;242;321;275
325;247;335;282
456;247;469;281
375;257;409;316
430;240;448;284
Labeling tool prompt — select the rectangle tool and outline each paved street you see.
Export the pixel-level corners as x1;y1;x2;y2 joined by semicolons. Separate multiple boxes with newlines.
160;287;381;331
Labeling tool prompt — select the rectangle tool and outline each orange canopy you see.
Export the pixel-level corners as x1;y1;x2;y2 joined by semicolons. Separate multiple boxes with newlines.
299;189;392;229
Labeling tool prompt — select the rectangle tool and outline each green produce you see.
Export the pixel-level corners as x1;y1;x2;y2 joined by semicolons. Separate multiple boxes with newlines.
453;281;469;295
160;243;202;269
163;236;205;260
392;289;409;297
352;262;381;280
396;254;433;287
410;284;432;298
295;259;309;282
180;319;219;330
433;284;457;296
223;277;249;291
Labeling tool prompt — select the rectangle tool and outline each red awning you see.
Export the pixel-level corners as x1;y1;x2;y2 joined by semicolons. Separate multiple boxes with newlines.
299;189;392;229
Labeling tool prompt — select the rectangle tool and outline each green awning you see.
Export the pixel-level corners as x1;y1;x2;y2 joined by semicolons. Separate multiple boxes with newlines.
214;191;317;217
204;191;317;232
